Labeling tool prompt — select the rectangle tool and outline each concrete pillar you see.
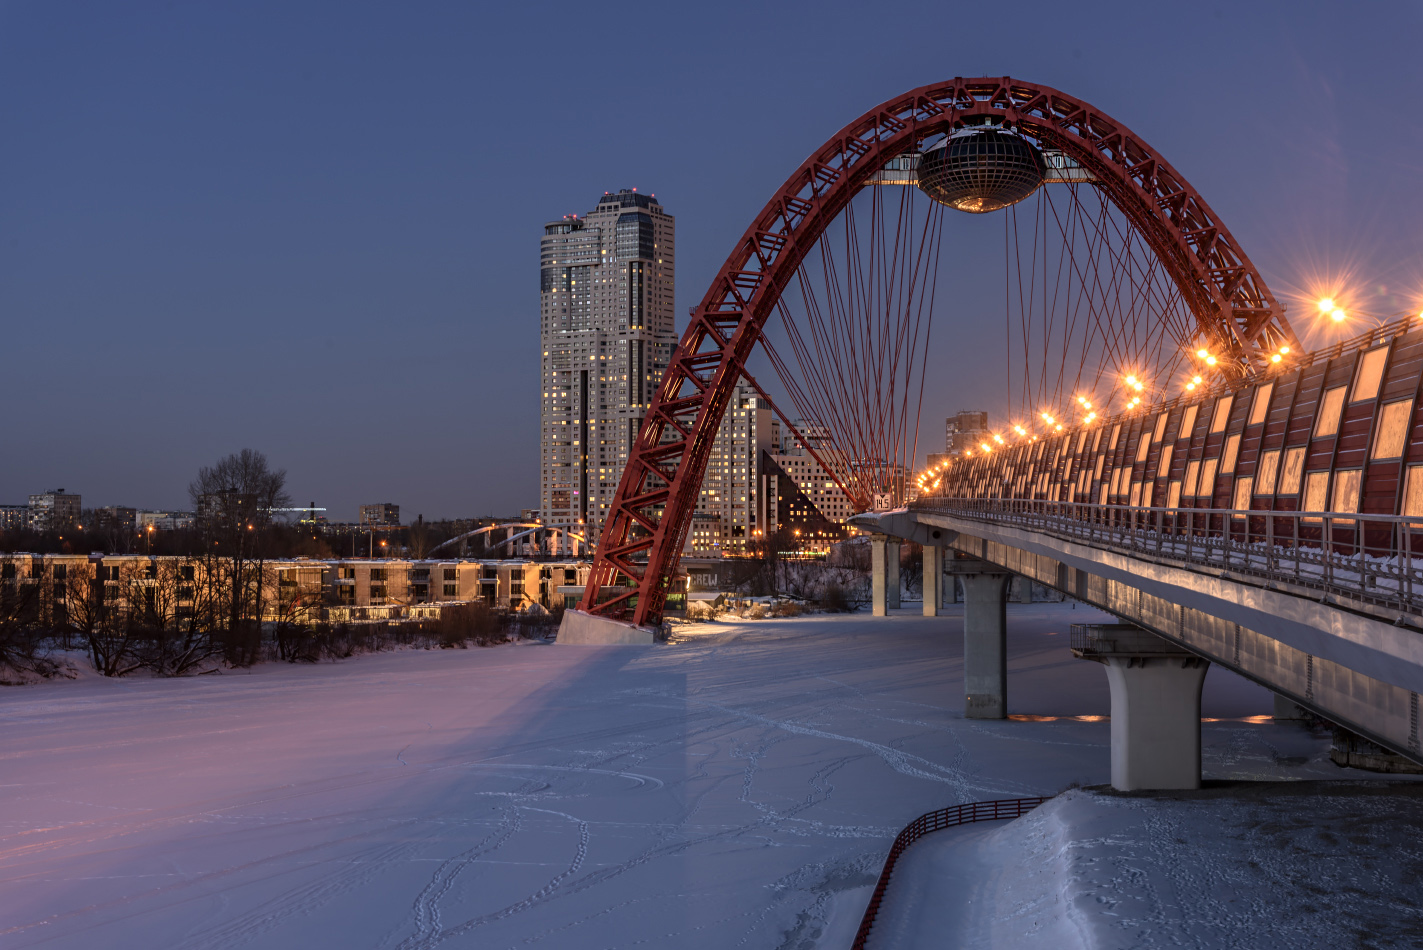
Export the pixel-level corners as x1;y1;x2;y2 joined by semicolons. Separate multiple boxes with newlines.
1073;624;1208;790
872;535;888;617
885;540;900;610
1273;694;1309;720
1016;576;1034;604
961;572;1011;719
1102;657;1209;790
922;545;942;617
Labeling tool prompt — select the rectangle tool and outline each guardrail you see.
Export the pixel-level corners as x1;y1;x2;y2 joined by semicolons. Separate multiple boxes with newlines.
850;796;1048;950
913;497;1423;616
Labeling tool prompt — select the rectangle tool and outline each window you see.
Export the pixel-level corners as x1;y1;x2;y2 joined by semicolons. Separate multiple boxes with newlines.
1303;471;1330;520
1331;469;1362;524
1248;383;1274;426
1178;404;1199;440
443;584;457;596
444;568;456;581
1158;444;1174;477
1109;423;1122;451
1255;449;1281;495
1372;400;1412;460
1222;434;1242;474
1404;465;1423;517
1094;455;1106;480
1211;395;1234;433
1153;412;1170;443
1129;481;1142;507
1231;477;1253;515
1352;346;1388;402
1199;458;1219;500
1136;433;1151;462
1278;446;1307;495
1314;387;1347;438
370;568;387;581
1167;481;1182;508
1184;460;1201;497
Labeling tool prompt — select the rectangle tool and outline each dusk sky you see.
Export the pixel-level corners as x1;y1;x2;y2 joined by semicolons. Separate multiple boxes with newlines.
3;1;1420;520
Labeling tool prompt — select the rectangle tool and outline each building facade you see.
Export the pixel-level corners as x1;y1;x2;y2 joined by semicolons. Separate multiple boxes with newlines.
946;410;990;455
539;189;675;539
359;504;401;526
27;490;81;530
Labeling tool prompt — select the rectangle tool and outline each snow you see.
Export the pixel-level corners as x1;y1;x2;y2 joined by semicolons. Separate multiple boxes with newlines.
0;604;1383;949
870;782;1423;950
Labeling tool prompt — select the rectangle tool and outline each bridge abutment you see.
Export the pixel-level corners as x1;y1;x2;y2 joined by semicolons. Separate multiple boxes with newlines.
871;535;901;616
1073;624;1208;791
961;571;1012;719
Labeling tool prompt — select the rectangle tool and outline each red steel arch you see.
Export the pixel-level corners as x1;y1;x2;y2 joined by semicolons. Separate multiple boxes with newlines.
578;77;1300;628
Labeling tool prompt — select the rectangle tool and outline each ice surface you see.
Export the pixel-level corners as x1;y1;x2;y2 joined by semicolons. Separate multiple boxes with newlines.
0;604;1367;949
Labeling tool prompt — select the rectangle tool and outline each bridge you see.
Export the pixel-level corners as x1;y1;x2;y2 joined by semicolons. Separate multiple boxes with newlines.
554;77;1423;784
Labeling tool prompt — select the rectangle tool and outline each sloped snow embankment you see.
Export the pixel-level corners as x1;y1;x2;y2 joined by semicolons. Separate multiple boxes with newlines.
873;782;1423;950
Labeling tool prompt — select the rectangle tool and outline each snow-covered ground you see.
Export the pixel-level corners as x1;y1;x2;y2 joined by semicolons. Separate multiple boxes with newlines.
0;604;1380;949
870;782;1423;950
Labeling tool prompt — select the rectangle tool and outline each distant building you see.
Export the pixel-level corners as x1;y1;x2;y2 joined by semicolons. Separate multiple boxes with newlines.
539;188;676;537
94;507;137;533
946;411;990;455
0;505;27;531
28;489;81;530
359;504;401;526
137;510;195;531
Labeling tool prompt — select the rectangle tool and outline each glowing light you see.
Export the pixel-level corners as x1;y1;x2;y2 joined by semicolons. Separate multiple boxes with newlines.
1085;412;1096;422
1055;424;1063;431
1317;297;1335;313
1331;308;1346;322
1280;346;1290;355
980;442;991;452
1013;425;1026;436
993;434;1004;444
1196;349;1208;359
1125;375;1138;386
1205;355;1217;366
1186;383;1196;391
1271;353;1282;363
1192;375;1202;385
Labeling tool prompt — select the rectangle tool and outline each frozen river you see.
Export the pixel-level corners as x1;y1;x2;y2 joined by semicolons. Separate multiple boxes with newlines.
0;604;1348;949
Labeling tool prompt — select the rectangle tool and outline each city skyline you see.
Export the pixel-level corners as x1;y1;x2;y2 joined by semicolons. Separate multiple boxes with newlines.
3;2;1421;519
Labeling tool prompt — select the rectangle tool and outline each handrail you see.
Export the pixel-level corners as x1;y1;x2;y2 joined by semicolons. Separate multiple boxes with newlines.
912;497;1423;616
850;796;1048;950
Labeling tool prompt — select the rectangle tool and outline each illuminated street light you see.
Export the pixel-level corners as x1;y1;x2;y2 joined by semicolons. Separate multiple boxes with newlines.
1331;308;1346;323
1192;376;1203;385
1205;355;1217;366
1317;297;1335;313
1271;354;1282;363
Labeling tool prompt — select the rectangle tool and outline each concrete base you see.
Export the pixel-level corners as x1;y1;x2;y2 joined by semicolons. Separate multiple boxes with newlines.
871;535;902;616
556;609;658;645
923;545;942;617
1102;655;1209;790
962;572;1011;718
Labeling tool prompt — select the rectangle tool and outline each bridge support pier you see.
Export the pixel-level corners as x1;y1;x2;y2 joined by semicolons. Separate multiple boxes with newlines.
1073;624;1208;791
922;545;942;617
961;571;1011;719
871;535;901;616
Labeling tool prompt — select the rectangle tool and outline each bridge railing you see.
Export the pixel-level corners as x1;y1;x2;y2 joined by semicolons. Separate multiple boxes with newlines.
913;498;1423;616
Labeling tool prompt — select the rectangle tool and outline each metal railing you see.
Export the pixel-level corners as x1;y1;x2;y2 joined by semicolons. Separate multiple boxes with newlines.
914;497;1423;616
850;796;1047;950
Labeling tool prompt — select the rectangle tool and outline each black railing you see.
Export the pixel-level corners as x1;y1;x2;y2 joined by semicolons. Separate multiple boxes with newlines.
914;497;1423;616
851;796;1048;950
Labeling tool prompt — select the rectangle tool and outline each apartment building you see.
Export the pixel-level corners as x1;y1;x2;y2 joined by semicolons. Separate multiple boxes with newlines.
539;189;676;539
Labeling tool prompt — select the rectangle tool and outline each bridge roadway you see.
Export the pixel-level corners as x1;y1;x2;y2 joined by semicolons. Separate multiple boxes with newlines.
854;499;1423;773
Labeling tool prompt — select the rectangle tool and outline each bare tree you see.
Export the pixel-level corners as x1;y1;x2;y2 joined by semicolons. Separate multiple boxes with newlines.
190;449;291;665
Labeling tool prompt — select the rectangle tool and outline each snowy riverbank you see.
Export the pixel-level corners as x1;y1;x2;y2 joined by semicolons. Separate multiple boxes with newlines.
0;604;1386;948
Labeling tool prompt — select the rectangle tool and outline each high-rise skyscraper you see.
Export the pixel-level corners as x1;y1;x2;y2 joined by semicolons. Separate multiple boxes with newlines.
539;190;675;537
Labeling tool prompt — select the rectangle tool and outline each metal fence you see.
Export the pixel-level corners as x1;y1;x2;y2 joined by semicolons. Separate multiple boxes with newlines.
914;497;1423;616
850;796;1048;950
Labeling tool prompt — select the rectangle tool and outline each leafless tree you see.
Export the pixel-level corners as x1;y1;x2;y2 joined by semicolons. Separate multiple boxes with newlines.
190;449;291;665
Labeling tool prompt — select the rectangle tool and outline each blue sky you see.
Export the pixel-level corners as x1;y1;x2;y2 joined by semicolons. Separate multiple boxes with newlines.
2;0;1420;519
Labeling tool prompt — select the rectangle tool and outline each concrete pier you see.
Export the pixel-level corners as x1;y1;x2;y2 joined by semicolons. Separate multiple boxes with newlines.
871;535;901;616
1073;624;1208;790
922;544;942;617
961;571;1011;719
